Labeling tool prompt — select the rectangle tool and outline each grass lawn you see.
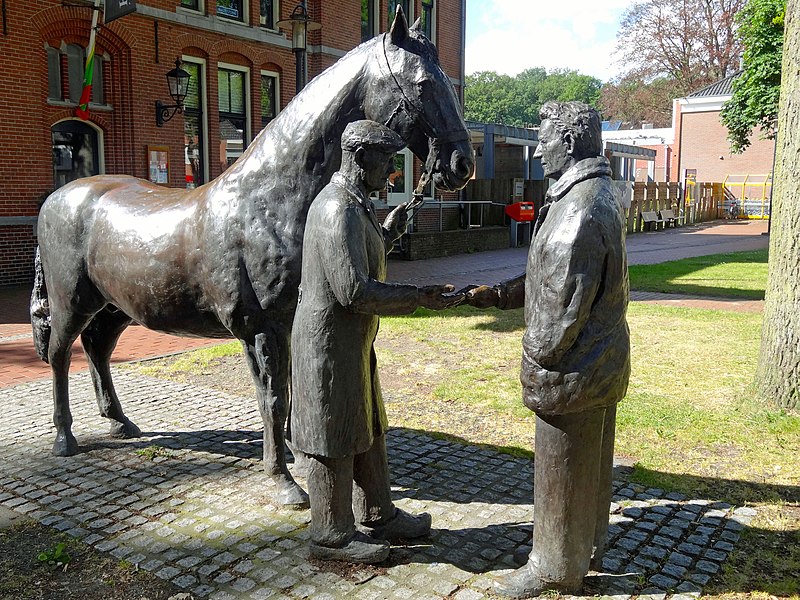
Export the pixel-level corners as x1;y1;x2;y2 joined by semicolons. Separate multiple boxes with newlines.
628;248;769;299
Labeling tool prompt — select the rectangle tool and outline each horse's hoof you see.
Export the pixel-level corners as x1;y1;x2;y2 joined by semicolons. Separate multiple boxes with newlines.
108;417;142;439
53;432;80;456
275;480;310;510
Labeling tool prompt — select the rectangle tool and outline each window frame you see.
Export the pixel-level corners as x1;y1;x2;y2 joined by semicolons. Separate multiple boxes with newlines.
361;0;379;42
46;45;62;100
387;147;413;207
47;43;108;108
260;0;279;30
216;0;249;23
182;55;209;189
260;69;281;129
177;0;204;12
387;0;413;29
51;118;105;190
217;61;251;171
421;0;436;44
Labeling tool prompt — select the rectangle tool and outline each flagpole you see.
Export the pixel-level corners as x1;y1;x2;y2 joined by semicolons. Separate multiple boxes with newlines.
75;0;101;120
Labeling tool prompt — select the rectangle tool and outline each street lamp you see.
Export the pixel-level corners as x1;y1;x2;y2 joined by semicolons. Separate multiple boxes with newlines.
277;1;321;94
155;59;191;127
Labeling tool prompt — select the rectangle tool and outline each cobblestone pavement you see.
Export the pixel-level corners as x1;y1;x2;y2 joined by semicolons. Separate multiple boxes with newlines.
1;371;755;599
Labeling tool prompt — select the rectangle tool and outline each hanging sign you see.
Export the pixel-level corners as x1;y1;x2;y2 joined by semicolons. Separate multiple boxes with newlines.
104;0;137;24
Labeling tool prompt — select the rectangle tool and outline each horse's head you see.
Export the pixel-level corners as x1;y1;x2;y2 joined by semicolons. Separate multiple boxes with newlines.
365;8;475;191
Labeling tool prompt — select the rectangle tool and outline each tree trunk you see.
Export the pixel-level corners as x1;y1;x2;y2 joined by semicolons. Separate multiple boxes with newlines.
756;1;800;410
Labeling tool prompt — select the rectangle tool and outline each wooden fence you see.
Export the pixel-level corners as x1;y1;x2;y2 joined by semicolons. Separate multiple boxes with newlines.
625;181;724;233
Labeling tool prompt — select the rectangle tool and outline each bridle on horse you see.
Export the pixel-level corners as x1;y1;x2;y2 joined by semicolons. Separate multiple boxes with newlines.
379;32;470;216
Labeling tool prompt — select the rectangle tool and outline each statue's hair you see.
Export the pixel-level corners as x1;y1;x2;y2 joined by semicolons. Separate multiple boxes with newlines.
539;101;602;158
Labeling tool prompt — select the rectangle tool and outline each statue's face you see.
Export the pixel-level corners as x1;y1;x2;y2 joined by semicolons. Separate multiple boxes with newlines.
533;119;572;180
361;150;396;194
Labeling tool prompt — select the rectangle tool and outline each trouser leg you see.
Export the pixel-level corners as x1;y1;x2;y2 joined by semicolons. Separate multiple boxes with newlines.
528;407;606;589
352;434;395;525
307;453;355;547
591;405;617;568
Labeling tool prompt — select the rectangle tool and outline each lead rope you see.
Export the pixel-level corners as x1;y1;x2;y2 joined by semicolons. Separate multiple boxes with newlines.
405;171;430;223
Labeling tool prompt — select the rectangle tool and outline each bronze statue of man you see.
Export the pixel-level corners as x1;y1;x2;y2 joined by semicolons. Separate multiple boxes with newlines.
289;120;463;563
468;101;631;597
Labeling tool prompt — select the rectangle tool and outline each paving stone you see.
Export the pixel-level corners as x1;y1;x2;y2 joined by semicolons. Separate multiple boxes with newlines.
0;373;753;600
649;574;679;590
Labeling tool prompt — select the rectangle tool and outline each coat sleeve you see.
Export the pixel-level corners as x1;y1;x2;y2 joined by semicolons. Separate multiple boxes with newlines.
523;218;605;368
321;206;421;316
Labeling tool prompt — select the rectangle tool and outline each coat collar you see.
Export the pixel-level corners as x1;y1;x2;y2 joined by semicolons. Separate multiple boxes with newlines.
331;172;383;237
331;172;370;206
545;156;612;203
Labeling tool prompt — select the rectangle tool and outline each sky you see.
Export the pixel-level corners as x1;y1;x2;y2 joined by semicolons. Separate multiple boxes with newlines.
465;0;634;83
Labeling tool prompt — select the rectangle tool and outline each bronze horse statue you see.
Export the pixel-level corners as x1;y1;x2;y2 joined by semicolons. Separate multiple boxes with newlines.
30;9;474;508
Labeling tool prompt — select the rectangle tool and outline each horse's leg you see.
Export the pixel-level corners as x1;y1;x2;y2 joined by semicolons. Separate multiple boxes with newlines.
241;330;309;509
81;308;142;438
48;306;94;456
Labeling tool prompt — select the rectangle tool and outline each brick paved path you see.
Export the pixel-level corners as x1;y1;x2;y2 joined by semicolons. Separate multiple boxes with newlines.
1;372;755;599
0;285;224;388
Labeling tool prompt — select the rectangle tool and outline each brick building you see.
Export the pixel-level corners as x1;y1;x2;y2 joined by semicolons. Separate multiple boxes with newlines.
0;0;466;286
672;71;775;194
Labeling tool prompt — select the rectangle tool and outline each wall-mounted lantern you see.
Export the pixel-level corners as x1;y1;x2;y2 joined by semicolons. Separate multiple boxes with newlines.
155;58;191;127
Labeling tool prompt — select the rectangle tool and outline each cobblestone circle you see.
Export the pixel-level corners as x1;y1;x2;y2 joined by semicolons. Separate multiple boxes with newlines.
0;372;755;599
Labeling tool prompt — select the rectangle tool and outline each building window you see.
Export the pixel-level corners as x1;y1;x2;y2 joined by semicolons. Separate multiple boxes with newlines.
183;59;207;189
179;0;200;10
49;44;105;105
260;71;279;129
387;148;412;206
52;120;101;189
260;0;278;28
46;47;61;100
421;0;435;42
387;0;411;28
218;65;249;171
217;0;245;21
361;0;378;42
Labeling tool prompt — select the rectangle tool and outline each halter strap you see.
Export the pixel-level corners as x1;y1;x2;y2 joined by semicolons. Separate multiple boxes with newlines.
380;34;471;146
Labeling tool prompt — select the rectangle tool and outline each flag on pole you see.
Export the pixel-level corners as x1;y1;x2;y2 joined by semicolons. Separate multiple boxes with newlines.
75;2;100;120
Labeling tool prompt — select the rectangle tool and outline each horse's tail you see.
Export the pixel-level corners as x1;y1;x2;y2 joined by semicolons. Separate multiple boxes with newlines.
30;246;51;364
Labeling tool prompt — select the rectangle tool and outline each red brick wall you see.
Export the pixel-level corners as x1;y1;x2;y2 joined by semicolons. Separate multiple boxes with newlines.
0;0;466;286
678;108;775;185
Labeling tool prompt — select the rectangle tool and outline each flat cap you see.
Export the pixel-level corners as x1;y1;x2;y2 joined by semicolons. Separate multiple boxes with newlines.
341;120;406;153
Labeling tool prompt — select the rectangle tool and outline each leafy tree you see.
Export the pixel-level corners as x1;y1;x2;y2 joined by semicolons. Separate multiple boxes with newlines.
603;0;744;123
464;71;536;126
616;0;744;87
757;0;797;409
600;76;682;127
464;69;601;127
720;0;785;153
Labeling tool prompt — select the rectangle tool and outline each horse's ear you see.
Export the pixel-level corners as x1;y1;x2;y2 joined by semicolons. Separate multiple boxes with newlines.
410;17;421;31
390;5;409;45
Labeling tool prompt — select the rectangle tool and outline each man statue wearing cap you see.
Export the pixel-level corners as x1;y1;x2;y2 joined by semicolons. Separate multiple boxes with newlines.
467;101;630;597
289;120;463;563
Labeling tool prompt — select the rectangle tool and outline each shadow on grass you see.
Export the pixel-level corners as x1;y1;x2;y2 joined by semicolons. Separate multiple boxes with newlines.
628;249;768;300
391;305;524;333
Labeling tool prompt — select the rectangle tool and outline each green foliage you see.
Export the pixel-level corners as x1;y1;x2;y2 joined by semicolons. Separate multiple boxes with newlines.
134;445;172;461
464;68;601;126
600;76;683;127
37;542;71;569
628;248;769;299
721;0;785;153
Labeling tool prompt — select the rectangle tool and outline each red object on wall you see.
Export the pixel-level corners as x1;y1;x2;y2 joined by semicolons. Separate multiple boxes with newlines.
505;202;535;221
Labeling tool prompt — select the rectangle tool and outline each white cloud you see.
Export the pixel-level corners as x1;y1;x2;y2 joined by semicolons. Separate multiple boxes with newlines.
465;1;633;82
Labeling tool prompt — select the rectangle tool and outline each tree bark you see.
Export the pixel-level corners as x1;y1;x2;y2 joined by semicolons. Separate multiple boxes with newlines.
756;1;800;410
